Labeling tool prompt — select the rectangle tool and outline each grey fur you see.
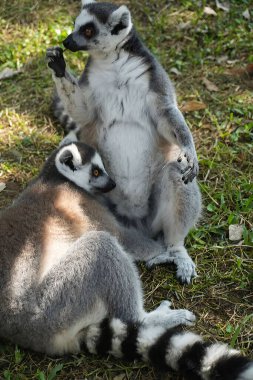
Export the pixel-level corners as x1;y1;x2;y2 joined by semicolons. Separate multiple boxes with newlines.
0;142;196;355
46;1;202;283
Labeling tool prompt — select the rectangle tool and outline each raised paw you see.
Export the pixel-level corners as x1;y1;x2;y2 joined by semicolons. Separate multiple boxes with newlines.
177;150;199;183
46;47;66;78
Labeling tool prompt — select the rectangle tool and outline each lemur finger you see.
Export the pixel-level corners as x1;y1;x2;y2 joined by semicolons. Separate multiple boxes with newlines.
182;167;193;181
181;166;191;175
182;162;199;183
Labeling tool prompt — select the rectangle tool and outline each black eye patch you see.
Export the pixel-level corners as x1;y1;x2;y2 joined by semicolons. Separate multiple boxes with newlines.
79;22;98;39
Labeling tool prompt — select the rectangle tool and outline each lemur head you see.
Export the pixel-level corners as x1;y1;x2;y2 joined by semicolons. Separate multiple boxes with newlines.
55;142;116;193
63;0;132;54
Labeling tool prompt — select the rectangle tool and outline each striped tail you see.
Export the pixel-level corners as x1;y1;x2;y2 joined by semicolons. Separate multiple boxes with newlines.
52;94;78;133
83;318;253;380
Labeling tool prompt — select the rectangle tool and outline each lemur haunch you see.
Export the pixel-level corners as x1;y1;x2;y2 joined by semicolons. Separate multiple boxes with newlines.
46;0;202;284
0;142;252;380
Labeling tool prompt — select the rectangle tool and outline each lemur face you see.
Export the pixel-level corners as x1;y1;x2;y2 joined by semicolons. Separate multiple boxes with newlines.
63;0;132;54
56;142;116;193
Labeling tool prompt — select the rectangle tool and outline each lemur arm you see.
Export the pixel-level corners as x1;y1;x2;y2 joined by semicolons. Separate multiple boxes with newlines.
147;82;199;183
156;102;199;183
46;47;92;127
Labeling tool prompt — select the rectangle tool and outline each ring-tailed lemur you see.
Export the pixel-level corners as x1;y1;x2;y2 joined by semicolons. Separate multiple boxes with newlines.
0;142;252;380
46;0;202;284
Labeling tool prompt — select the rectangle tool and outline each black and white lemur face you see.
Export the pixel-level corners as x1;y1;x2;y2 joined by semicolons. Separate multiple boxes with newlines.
63;0;132;54
55;142;116;193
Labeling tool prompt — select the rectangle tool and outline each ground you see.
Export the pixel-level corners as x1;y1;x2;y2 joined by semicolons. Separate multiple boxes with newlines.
0;0;252;379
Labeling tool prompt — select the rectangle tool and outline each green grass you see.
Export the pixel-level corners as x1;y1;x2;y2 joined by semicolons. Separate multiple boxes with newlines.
0;0;252;379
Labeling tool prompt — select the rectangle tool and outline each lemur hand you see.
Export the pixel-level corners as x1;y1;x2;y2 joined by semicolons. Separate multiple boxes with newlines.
46;47;66;78
177;149;199;184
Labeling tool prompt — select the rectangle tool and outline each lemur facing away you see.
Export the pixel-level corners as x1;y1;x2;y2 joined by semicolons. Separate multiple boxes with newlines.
46;0;202;284
0;142;252;380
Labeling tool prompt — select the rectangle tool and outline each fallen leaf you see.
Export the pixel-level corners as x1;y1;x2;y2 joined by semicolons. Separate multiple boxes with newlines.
229;224;243;242
246;63;253;77
0;67;22;80
204;6;217;16
178;21;191;30
227;59;240;65
0;182;6;192
227;67;245;77
215;0;230;12
202;77;219;92
216;55;228;64
227;64;253;78
242;9;250;20
170;67;182;76
180;101;207;112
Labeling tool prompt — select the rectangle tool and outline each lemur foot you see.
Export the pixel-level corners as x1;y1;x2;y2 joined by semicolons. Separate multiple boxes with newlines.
175;256;197;284
146;247;197;284
143;303;196;328
177;150;199;183
46;47;66;78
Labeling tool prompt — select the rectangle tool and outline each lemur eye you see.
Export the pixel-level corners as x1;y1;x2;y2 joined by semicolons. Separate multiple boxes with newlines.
93;169;100;177
84;27;94;38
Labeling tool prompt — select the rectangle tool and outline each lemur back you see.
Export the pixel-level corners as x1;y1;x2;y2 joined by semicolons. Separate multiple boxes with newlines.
0;142;117;300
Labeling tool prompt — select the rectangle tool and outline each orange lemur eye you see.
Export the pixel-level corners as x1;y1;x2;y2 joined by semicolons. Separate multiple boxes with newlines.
93;169;100;177
80;22;96;39
84;27;94;38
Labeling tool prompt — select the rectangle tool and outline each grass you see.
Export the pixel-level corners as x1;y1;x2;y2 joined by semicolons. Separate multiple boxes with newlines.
0;0;252;378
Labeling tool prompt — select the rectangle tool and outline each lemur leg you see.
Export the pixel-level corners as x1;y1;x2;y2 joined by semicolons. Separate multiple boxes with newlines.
19;232;195;355
147;161;201;284
46;47;89;134
118;226;166;261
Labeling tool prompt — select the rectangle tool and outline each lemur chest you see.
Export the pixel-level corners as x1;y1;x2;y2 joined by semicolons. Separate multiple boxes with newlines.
87;56;157;218
88;56;151;124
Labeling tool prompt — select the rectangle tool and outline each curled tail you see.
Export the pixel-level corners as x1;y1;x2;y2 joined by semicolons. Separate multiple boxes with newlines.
83;318;253;380
53;94;78;133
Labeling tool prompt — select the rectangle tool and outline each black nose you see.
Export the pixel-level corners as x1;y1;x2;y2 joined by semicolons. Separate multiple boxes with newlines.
108;179;116;190
101;178;116;193
63;34;79;52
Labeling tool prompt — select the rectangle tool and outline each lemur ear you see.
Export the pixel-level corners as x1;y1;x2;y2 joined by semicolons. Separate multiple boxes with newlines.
59;150;77;171
109;6;132;35
81;0;96;7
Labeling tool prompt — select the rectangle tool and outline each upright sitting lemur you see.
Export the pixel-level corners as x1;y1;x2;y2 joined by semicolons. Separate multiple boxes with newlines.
46;0;202;284
0;142;252;380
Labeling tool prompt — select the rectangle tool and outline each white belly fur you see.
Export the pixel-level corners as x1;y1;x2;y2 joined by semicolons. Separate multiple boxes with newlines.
88;53;158;219
99;123;157;219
